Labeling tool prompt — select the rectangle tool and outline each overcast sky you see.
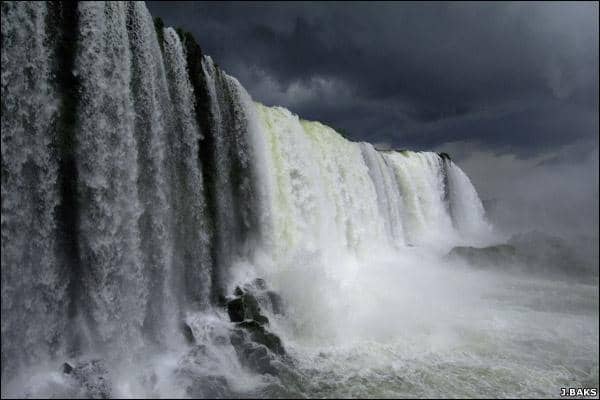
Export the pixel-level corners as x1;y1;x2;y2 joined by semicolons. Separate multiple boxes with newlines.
148;1;598;237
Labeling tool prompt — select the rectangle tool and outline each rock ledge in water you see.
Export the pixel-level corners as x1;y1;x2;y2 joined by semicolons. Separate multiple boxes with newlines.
225;281;287;375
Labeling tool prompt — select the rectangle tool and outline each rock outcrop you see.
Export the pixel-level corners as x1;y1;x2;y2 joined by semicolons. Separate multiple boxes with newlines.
225;279;287;375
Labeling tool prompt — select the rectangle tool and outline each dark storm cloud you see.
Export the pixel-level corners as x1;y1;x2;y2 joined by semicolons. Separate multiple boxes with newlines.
147;1;598;155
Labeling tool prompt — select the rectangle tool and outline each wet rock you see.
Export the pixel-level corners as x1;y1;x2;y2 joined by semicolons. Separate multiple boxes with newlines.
241;293;261;320
180;322;195;345
237;321;284;356
62;362;74;374
227;280;287;375
242;343;278;375
230;329;279;376
226;291;266;324
254;314;270;325
227;297;245;322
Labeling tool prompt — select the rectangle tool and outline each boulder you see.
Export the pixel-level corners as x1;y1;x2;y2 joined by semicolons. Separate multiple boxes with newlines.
226;280;287;375
230;329;279;376
226;291;267;325
227;297;245;322
241;343;277;375
180;322;195;345
237;321;284;356
62;362;74;374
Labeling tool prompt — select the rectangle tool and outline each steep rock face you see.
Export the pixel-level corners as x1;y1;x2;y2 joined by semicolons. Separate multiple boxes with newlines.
226;282;287;375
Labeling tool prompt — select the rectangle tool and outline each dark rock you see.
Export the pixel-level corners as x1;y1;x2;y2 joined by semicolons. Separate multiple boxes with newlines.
237;321;285;356
216;294;227;307
226;281;287;374
447;231;597;282
241;293;261;320
226;292;265;323
62;362;74;374
180;322;195;345
227;297;245;322
447;244;517;268
230;329;279;376
254;314;270;325
438;152;452;161
241;343;278;375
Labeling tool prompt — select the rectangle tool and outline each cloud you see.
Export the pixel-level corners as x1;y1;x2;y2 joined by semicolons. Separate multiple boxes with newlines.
148;1;598;157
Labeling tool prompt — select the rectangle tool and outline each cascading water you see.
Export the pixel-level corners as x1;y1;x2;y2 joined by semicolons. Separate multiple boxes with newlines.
162;27;212;311
2;1;597;398
75;0;147;351
1;0;65;374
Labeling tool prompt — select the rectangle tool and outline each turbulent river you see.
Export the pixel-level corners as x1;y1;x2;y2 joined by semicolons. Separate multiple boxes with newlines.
1;1;598;398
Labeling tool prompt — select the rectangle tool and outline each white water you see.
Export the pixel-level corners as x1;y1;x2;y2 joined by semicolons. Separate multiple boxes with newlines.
1;2;597;398
1;1;65;372
162;27;212;310
75;1;147;350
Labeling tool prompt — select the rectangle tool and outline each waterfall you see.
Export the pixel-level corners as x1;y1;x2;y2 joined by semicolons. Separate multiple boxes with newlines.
446;160;492;239
1;1;494;395
1;0;65;374
201;56;265;293
162;27;212;310
75;1;147;350
360;143;407;247
383;151;456;245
